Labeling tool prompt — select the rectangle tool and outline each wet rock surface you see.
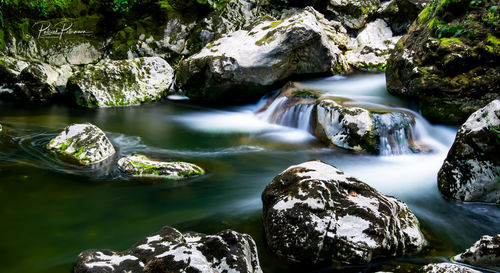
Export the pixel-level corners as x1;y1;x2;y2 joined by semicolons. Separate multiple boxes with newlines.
453;234;500;271
176;7;349;103
74;226;262;273
386;0;500;124
46;123;115;165
118;154;204;179
438;100;500;203
262;160;425;265
420;263;481;273
67;57;174;107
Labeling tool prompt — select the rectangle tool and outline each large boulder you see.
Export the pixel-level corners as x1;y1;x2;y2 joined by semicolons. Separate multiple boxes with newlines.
327;0;381;29
176;7;349;103
438;100;500;203
386;0;500;124
74;226;262;273
118;154;205;179
67;57;174;107
0;57;72;102
453;234;500;271
46;123;116;165
262;160;425;265
420;263;481;273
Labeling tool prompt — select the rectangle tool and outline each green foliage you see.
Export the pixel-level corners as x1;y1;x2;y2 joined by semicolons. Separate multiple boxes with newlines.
436;23;465;38
110;0;137;13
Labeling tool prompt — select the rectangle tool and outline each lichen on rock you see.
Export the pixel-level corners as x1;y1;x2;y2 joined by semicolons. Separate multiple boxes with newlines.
420;263;481;273
176;7;350;103
46;123;116;165
67;57;174;107
386;0;500;124
262;160;425;265
438;99;500;203
74;226;263;273
118;154;204;179
452;234;500;271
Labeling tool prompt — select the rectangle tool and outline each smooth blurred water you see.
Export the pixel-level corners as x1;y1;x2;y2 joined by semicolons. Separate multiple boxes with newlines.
0;74;499;273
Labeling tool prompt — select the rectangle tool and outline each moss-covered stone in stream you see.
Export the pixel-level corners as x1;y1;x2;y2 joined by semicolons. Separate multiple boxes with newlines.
386;0;500;124
118;154;205;179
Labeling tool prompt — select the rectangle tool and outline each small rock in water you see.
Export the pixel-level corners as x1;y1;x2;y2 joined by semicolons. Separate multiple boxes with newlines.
421;263;481;273
438;99;500;203
46;123;115;165
74;226;262;273
118;154;204;179
453;234;500;271
262;160;425;265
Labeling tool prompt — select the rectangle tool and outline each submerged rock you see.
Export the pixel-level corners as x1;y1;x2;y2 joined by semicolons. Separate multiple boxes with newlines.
46;123;115;165
176;7;349;103
386;0;500;124
118;154;204;179
420;263;481;273
262;160;425;265
438;100;500;203
67;57;174;107
327;0;381;29
74;226;262;273
453;234;500;271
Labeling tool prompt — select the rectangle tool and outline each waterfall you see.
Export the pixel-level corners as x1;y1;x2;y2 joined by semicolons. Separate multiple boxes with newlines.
256;96;316;133
372;112;417;156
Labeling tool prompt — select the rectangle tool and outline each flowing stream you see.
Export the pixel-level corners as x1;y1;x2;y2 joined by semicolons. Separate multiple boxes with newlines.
0;73;499;273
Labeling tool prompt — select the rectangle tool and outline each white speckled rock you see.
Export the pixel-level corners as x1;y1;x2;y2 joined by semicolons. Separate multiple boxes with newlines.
262;160;425;264
438;100;500;203
315;99;377;152
68;57;174;107
74;226;262;273
345;19;401;71
176;7;349;103
453;234;500;271
421;263;481;273
46;123;115;165
118;154;204;179
327;0;381;29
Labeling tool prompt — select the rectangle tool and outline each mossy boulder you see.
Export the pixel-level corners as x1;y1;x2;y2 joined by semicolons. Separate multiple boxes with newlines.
327;0;381;29
67;57;174;107
176;7;350;104
386;0;500;124
118;154;204;179
46;123;116;165
74;226;262;273
262;160;425;265
453;234;500;271
438;99;500;203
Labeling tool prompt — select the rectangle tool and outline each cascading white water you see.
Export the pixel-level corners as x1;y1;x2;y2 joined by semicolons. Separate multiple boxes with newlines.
255;74;436;156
